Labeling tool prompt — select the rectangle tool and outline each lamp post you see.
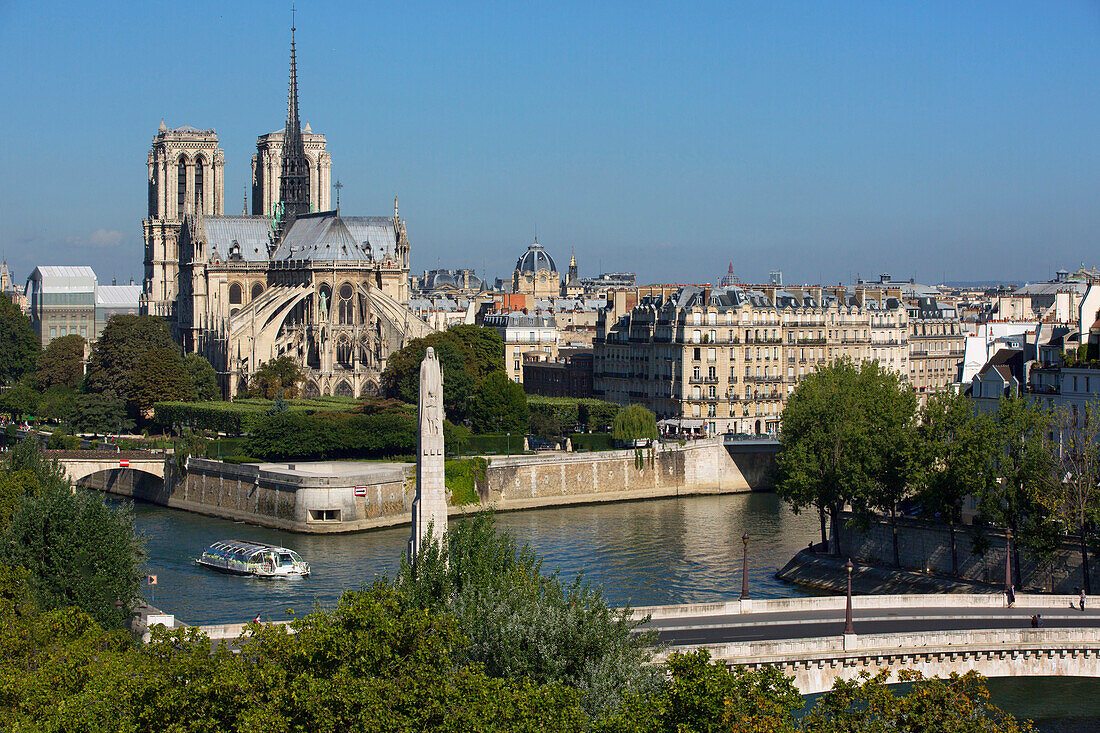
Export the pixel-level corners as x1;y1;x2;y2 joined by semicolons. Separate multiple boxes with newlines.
844;559;855;635
1005;528;1013;594
740;533;750;600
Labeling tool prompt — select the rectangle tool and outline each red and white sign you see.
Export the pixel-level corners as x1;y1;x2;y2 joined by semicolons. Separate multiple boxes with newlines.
119;459;130;468
354;486;367;497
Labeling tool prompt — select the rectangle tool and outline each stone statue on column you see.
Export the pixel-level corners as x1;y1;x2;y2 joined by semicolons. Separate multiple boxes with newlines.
409;347;447;563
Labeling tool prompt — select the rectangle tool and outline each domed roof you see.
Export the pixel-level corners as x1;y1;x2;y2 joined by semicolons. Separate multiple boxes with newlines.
425;269;457;289
515;238;557;273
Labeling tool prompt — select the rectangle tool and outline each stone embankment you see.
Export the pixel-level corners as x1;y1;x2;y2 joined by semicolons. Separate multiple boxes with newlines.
77;437;778;533
775;512;1100;595
776;549;1001;595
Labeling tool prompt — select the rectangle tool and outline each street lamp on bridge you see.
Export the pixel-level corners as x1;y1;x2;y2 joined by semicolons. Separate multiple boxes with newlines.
740;533;749;601
1005;528;1013;595
844;559;855;635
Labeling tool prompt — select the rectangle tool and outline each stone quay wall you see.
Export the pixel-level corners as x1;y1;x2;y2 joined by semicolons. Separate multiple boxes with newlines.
78;438;776;533
483;437;774;510
838;513;1100;593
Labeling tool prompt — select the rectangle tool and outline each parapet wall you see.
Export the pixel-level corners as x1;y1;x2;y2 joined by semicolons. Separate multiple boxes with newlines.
484;437;772;510
839;514;1100;593
77;438;777;533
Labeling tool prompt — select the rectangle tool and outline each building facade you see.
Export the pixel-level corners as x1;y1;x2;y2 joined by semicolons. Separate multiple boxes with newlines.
593;285;909;436
24;267;139;346
906;297;965;398
483;311;558;383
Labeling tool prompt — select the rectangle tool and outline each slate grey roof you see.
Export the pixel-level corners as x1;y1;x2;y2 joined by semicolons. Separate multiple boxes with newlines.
204;217;273;262
515;240;558;273
270;212;397;262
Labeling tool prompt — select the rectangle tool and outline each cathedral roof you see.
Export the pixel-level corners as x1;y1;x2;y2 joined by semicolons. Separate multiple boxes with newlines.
271;211;397;262
204;217;273;262
515;239;557;273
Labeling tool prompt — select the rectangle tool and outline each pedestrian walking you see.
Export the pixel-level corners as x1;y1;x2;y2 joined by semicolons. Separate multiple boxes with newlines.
1006;584;1016;608
1081;590;1087;612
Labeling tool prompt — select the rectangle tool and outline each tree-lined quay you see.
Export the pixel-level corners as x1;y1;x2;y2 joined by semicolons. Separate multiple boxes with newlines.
777;359;1098;593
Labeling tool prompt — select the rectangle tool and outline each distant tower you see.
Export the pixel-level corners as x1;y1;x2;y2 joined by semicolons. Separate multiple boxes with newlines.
719;262;738;288
769;270;783;287
141;120;224;316
568;250;578;283
274;22;311;239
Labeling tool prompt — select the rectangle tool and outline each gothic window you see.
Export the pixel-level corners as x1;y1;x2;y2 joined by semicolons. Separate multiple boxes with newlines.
338;283;354;324
194;155;205;213
333;380;353;397
251;283;264;300
336;338;353;368
229;283;243;305
177;158;187;216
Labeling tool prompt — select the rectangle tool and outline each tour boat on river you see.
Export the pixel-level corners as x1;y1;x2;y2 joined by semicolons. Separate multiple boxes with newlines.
196;540;310;578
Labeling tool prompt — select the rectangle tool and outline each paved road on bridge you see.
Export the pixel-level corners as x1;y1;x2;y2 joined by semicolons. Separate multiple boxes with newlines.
644;605;1100;646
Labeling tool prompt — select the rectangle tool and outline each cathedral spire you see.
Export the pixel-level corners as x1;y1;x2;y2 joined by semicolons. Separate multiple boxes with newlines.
276;11;311;238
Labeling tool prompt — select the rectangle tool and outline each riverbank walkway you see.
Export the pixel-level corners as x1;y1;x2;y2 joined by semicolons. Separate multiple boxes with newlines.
635;594;1100;693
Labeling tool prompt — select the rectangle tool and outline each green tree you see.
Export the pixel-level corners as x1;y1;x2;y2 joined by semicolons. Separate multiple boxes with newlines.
979;396;1054;588
73;393;133;435
34;333;86;391
0;296;39;386
398;514;660;719
1041;399;1100;594
612;404;658;443
468;371;529;434
594;650;802;733
129;346;192;413
36;385;78;426
382;325;506;421
84;315;176;398
915;391;997;576
801;669;1030;733
776;359;917;555
183;353;220;401
2;486;144;629
0;384;39;421
530;408;565;440
247;355;303;399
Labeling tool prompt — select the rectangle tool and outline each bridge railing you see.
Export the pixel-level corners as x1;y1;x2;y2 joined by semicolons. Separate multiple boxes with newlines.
684;626;1100;666
632;593;1089;622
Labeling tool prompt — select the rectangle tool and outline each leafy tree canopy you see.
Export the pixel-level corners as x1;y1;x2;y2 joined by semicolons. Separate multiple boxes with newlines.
183;353;220;401
398;514;661;719
73;393;132;435
613;404;658;443
130;347;192;413
0;384;39;420
0;440;144;628
776;359;917;553
0;296;40;385
247;355;303;399
84;315;176;398
34;334;86;391
382;325;506;422
36;385;78;425
468;371;529;434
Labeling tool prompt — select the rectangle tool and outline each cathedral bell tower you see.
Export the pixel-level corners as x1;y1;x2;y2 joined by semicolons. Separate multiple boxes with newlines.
141;121;224;317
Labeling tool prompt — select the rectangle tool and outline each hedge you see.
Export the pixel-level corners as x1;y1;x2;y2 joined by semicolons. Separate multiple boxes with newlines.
153;398;361;435
525;396;621;433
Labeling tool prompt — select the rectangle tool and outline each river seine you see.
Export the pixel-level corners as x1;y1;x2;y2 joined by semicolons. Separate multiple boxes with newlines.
129;491;1099;732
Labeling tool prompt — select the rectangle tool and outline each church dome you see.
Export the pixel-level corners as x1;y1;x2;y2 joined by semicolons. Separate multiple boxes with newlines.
425;269;457;289
515;239;557;273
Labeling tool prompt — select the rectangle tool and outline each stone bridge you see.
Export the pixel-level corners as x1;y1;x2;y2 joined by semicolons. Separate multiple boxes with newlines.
47;450;167;484
637;593;1100;693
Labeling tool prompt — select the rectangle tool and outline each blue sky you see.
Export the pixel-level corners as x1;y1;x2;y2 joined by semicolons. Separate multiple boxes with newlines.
1;1;1098;287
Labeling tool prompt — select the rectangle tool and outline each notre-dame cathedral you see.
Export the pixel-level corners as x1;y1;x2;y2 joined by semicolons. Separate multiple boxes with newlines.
141;25;431;398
